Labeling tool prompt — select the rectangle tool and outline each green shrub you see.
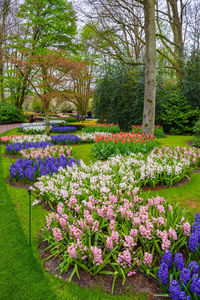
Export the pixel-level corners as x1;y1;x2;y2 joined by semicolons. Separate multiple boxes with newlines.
94;63;145;131
84;125;120;133
159;88;199;134
193;119;200;147
0;102;25;124
181;51;200;109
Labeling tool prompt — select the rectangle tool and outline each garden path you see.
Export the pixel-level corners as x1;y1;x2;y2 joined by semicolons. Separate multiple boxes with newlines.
0;123;21;134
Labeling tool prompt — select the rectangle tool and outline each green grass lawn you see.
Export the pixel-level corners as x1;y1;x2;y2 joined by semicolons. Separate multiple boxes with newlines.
0;130;145;300
0;131;199;299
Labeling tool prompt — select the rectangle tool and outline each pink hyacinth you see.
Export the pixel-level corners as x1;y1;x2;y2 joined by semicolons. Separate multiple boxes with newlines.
161;238;171;251
57;202;64;215
168;227;177;240
182;222;191;236
124;235;136;249
52;228;63;241
117;249;132;268
106;237;114;250
91;246;103;265
67;243;78;259
127;271;136;277
109;219;116;231
143;252;152;265
168;205;173;212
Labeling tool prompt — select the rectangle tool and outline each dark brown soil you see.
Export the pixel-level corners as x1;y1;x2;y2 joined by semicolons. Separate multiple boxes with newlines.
142;176;190;191
38;240;167;299
3;153;18;159
187;140;193;147
6;176;33;190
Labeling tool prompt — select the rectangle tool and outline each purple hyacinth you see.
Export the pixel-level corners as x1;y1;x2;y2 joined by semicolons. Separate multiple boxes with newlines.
188;232;199;252
158;262;169;285
169;280;181;300
188;261;199;276
9;156;77;182
174;253;185;271
190;274;200;297
179;268;190;286
161;251;172;269
51;125;76;133
6;141;53;154
51;134;81;145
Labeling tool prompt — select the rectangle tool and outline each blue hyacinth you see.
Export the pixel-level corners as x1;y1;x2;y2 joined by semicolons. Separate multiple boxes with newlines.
51;125;76;133
188;261;199;276
174;253;185;271
158;262;169;285
188;232;199;252
161;251;172;269
6;141;53;154
9;156;77;182
179;268;190;286
190;274;200;297
51;134;81;145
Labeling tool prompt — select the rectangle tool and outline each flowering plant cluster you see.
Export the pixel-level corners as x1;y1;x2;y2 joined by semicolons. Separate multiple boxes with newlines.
51;126;76;133
51;134;81;145
151;146;200;171
20;145;72;160
11;134;52;144
19;125;52;134
93;132;156;159
38;191;192;288
33;145;200;205
84;124;120;133
76;132;102;143
6;141;53;154
10;156;78;182
0;135;26;143
132;125;165;138
157;213;200;299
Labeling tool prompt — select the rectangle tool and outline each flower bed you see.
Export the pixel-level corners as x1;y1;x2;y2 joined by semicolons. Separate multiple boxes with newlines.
51;125;76;133
37;191;192;289
11;134;52;144
0;135;27;143
10;156;78;182
51;134;81;145
93;132;156;159
20;145;72;160
6;141;53;154
18;125;51;134
132;125;165;138
157;213;200;299
77;132;102;143
32;146;200;206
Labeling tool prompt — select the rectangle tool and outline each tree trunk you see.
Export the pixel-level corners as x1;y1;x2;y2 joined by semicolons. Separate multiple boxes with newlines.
142;0;156;136
44;102;50;136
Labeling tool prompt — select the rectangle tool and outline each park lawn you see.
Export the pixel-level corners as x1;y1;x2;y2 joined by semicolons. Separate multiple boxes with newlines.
0;130;199;299
0;135;145;299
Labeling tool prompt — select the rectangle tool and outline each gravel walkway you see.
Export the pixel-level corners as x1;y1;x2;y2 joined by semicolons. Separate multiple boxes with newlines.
0;123;21;134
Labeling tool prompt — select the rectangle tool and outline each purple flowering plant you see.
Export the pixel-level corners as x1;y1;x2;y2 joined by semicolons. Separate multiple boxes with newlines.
9;156;78;183
51;134;81;145
157;213;200;299
51;126;76;133
6;141;53;154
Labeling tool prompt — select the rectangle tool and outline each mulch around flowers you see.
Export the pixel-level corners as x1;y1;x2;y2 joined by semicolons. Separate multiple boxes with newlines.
3;153;18;159
6;176;33;190
141;177;190;191
38;241;167;300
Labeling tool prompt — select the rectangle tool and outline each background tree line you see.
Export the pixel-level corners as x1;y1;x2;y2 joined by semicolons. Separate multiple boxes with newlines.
0;0;200;134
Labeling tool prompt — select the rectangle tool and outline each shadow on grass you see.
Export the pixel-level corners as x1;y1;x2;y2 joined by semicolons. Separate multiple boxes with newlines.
0;144;57;300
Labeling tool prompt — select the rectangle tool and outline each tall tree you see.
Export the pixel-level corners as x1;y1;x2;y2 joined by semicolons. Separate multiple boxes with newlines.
6;0;77;108
142;0;156;135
